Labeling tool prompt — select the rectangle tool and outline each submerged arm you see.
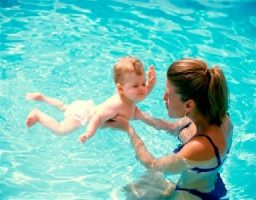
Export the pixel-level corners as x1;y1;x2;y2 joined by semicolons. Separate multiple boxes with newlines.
127;126;187;173
107;116;188;173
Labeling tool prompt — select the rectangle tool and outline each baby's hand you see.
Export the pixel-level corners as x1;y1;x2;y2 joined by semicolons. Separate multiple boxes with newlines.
26;92;44;101
79;133;91;143
147;65;156;93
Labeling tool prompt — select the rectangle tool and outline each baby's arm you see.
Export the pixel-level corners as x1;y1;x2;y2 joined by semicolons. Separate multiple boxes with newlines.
146;66;156;95
134;107;178;133
79;107;117;143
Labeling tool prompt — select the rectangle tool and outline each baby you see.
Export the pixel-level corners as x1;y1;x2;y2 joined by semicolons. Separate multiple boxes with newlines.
26;56;156;143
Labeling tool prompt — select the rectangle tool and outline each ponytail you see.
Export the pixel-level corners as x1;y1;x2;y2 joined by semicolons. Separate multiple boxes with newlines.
208;66;228;126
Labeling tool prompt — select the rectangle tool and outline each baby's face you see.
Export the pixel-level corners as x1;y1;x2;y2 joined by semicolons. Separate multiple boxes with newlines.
121;72;147;103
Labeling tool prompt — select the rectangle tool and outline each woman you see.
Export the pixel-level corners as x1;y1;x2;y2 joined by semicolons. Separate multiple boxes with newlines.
109;58;233;200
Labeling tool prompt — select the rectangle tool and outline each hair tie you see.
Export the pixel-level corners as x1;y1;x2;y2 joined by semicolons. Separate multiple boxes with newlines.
206;68;211;81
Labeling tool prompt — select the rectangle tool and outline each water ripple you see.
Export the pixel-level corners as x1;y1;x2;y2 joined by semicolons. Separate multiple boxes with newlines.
1;0;256;199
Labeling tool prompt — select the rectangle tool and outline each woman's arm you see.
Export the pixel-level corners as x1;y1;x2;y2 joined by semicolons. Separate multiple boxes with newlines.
108;116;187;174
127;126;187;173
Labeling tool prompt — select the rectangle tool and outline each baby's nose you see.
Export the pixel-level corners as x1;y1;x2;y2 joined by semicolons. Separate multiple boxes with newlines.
139;85;146;90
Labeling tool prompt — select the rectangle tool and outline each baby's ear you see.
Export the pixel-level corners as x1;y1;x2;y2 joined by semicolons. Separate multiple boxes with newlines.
116;83;123;93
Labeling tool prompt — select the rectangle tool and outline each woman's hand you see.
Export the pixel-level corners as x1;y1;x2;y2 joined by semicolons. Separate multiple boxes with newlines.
105;115;131;132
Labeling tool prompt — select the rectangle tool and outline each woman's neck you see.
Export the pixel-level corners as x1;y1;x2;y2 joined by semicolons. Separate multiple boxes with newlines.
190;114;210;135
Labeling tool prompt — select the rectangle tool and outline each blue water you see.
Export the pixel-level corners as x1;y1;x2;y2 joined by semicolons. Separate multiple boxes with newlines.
1;0;256;199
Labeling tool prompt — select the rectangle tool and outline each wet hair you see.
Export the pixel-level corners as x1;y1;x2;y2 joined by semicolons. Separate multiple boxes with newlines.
167;58;228;126
113;57;145;84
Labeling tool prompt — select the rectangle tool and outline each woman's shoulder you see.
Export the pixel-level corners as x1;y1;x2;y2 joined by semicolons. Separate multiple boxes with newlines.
176;136;215;161
177;127;227;161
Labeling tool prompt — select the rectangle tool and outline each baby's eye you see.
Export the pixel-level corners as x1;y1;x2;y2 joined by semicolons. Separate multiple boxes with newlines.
133;85;138;88
142;83;146;86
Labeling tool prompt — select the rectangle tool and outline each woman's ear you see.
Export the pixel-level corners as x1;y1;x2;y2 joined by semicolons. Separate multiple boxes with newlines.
185;99;195;114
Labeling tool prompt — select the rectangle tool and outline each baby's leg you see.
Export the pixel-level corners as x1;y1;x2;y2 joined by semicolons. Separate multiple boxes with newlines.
26;93;67;111
26;109;80;135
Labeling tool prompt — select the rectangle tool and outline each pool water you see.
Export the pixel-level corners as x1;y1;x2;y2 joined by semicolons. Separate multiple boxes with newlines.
1;0;255;199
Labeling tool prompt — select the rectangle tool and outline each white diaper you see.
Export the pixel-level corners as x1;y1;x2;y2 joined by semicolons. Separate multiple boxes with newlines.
64;100;96;126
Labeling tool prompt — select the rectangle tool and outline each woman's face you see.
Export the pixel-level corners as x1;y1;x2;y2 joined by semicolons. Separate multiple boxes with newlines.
163;79;186;118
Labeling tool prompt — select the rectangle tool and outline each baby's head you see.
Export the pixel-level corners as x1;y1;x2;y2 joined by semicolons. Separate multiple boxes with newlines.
113;56;147;103
113;57;145;85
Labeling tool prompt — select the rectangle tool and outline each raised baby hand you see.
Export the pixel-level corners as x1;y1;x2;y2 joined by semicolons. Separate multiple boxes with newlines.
26;92;44;101
147;65;156;93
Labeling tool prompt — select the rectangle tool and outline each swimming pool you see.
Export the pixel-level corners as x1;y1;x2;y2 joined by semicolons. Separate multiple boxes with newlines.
1;0;255;199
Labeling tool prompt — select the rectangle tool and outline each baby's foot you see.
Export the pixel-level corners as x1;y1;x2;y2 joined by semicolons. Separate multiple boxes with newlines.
26;92;43;101
26;109;39;127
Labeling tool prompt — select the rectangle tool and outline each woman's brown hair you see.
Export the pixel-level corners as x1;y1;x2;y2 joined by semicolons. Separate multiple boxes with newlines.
167;59;228;126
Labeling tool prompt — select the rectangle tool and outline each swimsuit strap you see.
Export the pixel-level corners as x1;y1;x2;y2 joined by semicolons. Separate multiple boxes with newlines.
190;135;222;173
177;121;192;142
179;121;192;133
174;132;224;173
173;122;192;153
